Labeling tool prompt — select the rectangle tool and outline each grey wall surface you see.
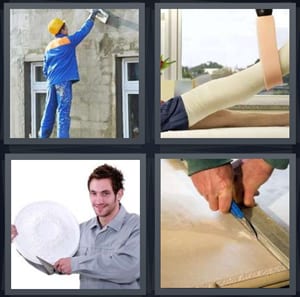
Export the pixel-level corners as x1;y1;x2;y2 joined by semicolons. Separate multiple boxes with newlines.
10;9;139;138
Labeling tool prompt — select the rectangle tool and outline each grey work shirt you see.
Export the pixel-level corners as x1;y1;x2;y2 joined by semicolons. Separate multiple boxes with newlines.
71;205;140;289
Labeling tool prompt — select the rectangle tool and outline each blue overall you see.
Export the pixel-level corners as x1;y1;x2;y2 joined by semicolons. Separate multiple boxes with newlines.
39;82;72;138
39;19;94;138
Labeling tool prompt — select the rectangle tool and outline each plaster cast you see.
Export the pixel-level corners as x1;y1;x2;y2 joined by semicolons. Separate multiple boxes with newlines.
181;42;289;127
257;16;283;90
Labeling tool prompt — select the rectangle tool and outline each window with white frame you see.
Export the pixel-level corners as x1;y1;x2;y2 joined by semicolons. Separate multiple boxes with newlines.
29;62;47;138
160;9;182;80
121;57;139;138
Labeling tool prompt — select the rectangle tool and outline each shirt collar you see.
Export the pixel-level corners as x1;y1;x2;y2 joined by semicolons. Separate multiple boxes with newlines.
89;204;127;232
55;33;68;38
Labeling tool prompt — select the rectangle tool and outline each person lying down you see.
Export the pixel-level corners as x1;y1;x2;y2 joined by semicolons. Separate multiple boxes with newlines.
160;42;289;131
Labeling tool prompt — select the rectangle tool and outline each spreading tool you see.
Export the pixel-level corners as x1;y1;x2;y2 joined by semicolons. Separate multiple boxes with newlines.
36;256;65;275
87;9;109;24
230;200;258;239
36;256;56;275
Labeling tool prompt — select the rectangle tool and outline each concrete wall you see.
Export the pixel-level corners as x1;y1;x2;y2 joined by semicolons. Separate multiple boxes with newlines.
10;9;139;138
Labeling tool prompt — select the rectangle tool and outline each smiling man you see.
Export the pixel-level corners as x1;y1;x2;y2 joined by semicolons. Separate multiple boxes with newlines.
53;164;140;289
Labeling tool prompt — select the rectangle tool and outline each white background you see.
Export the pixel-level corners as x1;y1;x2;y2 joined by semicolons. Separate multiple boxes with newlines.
10;159;140;289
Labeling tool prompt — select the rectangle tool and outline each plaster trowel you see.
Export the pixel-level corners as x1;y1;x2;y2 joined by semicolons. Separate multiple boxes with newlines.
87;9;109;24
36;256;58;275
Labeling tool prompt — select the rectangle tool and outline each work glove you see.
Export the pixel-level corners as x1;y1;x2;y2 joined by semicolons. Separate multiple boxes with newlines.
89;9;100;21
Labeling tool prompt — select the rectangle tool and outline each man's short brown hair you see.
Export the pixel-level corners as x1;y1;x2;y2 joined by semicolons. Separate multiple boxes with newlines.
87;164;124;194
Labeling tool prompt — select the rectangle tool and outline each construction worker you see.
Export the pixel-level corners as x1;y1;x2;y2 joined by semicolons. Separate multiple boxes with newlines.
39;9;100;138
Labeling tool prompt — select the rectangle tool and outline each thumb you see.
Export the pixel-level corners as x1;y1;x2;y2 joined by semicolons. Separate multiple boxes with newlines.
218;188;233;213
243;189;256;207
54;261;60;269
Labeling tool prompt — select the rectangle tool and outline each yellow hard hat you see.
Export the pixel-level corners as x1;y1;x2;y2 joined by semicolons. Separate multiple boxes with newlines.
48;18;65;35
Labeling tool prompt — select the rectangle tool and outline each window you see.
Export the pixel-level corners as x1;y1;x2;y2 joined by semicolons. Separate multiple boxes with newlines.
160;9;182;80
121;58;139;138
26;62;47;138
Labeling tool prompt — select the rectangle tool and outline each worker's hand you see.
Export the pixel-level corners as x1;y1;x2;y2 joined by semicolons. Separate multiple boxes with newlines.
11;225;18;242
232;160;259;205
232;162;244;204
235;159;274;207
89;9;99;21
190;163;234;212
54;258;72;275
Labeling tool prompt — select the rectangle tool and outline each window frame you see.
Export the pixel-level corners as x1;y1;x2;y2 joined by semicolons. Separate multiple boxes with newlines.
121;57;139;138
30;62;47;138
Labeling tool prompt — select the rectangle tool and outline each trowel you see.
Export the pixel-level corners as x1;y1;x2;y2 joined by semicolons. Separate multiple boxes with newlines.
36;256;56;275
87;9;109;24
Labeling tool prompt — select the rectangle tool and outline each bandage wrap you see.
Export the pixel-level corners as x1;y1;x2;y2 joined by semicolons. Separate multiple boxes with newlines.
257;15;283;90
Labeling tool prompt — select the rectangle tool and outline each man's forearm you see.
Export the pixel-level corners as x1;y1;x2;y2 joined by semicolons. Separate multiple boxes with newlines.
71;249;139;283
69;19;94;46
71;228;140;283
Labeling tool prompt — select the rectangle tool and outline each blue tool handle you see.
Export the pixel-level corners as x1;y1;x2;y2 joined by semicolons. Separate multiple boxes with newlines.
230;200;244;219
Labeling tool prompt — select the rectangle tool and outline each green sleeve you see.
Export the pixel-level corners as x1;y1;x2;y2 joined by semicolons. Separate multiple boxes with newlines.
185;159;288;176
264;159;289;169
185;159;232;176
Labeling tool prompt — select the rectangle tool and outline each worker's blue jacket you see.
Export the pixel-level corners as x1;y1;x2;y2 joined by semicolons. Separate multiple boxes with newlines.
43;19;94;86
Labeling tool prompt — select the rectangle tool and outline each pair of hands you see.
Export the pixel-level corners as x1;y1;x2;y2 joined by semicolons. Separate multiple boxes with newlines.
11;225;72;274
190;159;274;212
